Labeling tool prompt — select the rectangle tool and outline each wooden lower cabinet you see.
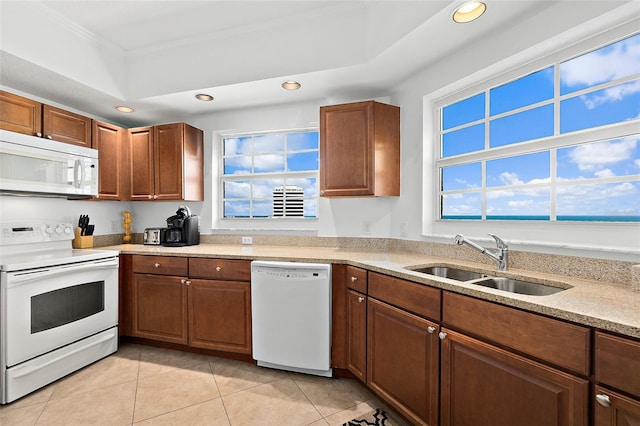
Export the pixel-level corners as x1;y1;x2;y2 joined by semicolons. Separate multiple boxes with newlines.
594;386;640;426
440;328;588;426
347;289;367;382
188;279;252;354
367;297;439;426
132;273;188;345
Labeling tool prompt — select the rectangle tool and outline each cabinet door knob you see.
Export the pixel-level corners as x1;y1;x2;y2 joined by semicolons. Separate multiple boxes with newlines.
35;132;42;137
154;263;160;268
148;195;153;200
46;135;53;139
438;331;447;340
351;276;357;282
427;326;436;334
216;266;222;272
358;296;365;303
595;394;611;408
153;195;158;199
186;280;191;286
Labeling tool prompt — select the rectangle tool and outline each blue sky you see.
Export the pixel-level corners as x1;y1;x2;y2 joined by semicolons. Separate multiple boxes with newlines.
441;33;640;220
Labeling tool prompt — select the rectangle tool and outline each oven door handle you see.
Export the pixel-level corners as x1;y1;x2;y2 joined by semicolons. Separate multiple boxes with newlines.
11;332;115;379
8;259;118;284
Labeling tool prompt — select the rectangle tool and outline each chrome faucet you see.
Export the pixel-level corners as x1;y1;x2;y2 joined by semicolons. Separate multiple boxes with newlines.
454;233;509;271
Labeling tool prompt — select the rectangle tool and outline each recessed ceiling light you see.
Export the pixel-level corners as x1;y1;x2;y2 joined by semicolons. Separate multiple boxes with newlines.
195;93;214;101
281;81;301;91
453;1;486;23
115;106;134;113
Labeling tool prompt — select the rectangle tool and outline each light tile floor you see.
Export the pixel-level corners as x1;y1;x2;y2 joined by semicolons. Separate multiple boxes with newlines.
0;343;409;426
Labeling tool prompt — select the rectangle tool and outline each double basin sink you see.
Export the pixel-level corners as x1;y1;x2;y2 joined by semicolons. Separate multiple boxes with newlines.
408;266;567;296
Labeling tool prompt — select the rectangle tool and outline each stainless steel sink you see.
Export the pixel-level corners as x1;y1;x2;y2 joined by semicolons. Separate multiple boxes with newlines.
411;266;487;282
469;277;566;296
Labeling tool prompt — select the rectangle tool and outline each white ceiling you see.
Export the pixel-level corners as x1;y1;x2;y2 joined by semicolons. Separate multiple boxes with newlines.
0;0;632;127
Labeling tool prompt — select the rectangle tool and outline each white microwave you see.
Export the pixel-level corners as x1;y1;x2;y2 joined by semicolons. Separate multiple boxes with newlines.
0;130;98;198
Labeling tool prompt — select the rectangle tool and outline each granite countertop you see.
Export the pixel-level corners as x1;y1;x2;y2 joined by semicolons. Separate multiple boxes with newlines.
104;243;640;339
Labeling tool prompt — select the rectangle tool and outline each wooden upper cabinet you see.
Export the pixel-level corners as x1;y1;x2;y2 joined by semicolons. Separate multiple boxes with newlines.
42;105;92;147
0;90;42;135
129;126;155;200
319;100;400;197
0;91;92;147
93;120;128;200
129;123;204;201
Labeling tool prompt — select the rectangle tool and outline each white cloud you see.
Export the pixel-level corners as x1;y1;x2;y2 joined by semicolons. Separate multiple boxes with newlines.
569;138;637;172
499;172;524;186
579;80;640;110
594;169;615;178
508;200;533;208
561;35;640;88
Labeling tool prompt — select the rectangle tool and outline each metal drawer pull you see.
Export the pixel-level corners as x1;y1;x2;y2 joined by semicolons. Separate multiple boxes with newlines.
595;394;611;408
154;263;160;268
351;276;357;282
438;331;447;340
216;266;222;271
427;326;436;334
358;296;365;303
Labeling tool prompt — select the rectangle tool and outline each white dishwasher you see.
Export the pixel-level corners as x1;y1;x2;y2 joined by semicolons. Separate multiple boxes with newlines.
251;260;332;377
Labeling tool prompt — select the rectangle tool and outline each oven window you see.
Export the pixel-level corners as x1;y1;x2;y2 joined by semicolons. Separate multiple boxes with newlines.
31;281;105;334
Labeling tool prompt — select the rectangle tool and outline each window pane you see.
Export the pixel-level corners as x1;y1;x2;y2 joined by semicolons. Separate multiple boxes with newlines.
287;151;318;171
224;200;250;218
490;67;554;116
441;192;481;219
442;163;481;191
560;33;640;95
442;92;485;130
224;136;251;155
557;137;640;180
490;105;554;147
557;181;640;221
253;134;284;153
253;200;272;218
486;152;550;187
486;188;550;220
442;123;484;157
252;179;283;198
223;156;251;175
304;199;318;218
560;80;640;133
253;154;284;173
288;132;319;150
287;177;317;197
224;180;250;198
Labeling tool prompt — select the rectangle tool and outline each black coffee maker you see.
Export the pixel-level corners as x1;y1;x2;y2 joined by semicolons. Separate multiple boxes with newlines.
162;205;200;246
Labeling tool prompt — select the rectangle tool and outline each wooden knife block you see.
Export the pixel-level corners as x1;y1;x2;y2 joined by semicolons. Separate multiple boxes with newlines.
73;227;94;249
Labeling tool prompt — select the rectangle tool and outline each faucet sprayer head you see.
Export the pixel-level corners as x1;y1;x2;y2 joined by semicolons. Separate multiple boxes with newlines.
454;234;465;245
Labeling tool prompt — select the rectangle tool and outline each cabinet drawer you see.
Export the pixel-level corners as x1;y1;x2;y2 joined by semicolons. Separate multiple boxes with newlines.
443;291;590;376
368;272;440;321
132;255;188;276
188;258;251;281
346;266;367;293
595;331;640;397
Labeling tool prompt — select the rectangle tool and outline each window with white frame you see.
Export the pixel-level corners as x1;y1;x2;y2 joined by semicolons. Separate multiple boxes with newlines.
221;130;319;219
436;32;640;222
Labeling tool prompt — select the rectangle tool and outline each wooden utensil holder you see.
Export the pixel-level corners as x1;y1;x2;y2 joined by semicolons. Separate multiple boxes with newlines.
73;227;93;249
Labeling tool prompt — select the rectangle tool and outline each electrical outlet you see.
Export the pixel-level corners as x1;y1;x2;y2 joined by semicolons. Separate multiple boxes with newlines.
363;222;372;235
242;236;253;245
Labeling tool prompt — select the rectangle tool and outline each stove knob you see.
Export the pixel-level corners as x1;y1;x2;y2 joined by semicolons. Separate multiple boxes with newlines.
55;226;63;234
45;226;54;234
63;226;73;234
